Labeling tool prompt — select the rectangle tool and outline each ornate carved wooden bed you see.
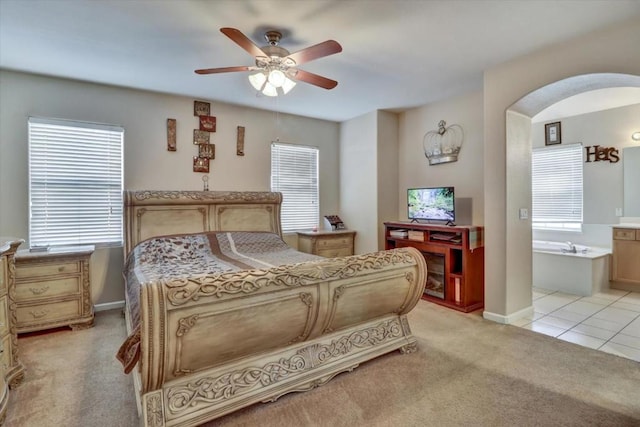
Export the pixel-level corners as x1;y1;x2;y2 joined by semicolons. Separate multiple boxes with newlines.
117;190;427;427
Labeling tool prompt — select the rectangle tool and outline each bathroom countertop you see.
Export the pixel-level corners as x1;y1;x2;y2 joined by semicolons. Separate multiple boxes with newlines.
613;223;640;229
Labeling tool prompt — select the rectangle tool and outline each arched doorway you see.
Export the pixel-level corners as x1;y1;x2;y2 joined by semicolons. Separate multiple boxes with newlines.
503;73;640;322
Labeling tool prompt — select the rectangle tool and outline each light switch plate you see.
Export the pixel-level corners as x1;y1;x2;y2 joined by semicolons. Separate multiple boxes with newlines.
519;208;528;220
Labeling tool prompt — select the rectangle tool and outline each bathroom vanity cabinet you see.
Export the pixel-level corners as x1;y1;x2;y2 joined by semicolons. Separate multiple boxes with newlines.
611;225;640;292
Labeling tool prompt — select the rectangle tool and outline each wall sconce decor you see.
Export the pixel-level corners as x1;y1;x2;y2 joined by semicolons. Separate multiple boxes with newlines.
423;120;464;165
632;131;640;142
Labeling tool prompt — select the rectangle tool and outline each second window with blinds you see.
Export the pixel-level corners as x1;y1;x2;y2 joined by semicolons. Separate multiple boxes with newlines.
531;142;583;231
270;142;319;233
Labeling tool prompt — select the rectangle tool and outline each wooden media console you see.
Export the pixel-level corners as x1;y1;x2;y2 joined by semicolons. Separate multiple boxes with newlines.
384;222;484;312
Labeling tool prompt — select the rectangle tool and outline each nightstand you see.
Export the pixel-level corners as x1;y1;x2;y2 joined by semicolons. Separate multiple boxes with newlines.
15;246;94;333
297;230;356;257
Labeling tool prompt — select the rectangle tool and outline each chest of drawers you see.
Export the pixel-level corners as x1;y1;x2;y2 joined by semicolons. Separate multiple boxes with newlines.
0;238;25;423
15;246;94;333
297;230;356;258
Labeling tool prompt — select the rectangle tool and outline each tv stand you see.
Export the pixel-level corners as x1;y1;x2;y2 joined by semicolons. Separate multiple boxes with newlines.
384;221;484;312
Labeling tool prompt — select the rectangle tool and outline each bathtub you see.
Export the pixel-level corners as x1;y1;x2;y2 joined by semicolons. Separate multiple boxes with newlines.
532;240;612;296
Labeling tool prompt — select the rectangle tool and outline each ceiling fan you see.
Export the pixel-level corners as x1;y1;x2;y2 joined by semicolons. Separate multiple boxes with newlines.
195;28;342;96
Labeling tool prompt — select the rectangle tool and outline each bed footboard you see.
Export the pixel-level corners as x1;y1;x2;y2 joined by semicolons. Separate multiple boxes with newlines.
135;246;426;427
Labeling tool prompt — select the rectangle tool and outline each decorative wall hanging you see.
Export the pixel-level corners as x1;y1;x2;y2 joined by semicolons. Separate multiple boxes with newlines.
585;145;620;163
167;118;177;151
199;116;217;132
193;130;210;145
194;101;210;117
198;143;215;159
423;120;464;165
202;175;209;191
545;121;561;145
193;156;210;173
237;126;245;156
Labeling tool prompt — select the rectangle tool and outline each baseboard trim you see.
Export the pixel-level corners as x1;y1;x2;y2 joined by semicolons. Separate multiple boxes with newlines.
94;300;125;312
483;305;534;325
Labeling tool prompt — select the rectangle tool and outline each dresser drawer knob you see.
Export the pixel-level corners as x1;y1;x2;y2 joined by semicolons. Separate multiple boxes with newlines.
29;286;50;295
58;266;65;272
29;310;49;319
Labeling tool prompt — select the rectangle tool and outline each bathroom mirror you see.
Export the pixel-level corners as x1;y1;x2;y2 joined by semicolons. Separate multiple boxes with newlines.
623;146;640;216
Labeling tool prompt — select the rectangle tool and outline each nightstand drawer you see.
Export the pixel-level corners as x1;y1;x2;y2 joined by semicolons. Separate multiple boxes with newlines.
317;247;352;258
17;299;81;327
16;260;80;279
317;237;351;249
15;276;81;302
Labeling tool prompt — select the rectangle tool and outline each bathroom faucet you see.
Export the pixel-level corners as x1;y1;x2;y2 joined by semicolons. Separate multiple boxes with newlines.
563;241;577;253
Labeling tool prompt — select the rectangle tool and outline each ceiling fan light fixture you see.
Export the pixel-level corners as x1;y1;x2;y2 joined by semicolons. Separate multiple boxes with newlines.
281;76;296;94
248;71;267;91
261;81;278;97
248;69;296;97
268;69;286;87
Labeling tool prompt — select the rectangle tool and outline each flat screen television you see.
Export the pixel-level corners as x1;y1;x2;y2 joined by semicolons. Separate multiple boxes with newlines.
407;187;455;223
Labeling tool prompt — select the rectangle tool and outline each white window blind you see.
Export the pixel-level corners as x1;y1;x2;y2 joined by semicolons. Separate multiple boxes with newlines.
28;117;124;247
271;142;319;233
531;143;583;230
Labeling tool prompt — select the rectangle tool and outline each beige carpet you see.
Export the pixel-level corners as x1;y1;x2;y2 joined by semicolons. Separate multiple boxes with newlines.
6;301;640;427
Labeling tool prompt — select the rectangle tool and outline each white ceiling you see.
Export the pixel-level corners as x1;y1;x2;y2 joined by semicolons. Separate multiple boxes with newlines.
1;0;639;122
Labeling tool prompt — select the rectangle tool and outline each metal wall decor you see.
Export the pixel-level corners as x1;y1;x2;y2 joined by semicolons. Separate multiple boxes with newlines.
193;156;210;173
199;116;216;132
423;120;464;165
199;143;215;159
193;130;210;145
194;101;210;117
237;126;245;156
167;118;177;151
585;145;619;163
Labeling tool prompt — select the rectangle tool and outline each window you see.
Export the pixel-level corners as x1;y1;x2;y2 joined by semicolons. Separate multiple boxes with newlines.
271;142;319;233
28;117;124;248
531;143;583;231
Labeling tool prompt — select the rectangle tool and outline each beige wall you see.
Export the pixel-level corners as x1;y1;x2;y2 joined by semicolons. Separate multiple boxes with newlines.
398;90;484;225
376;111;399;250
533;103;640;226
0;70;340;305
340;110;401;254
340;111;378;254
484;18;640;320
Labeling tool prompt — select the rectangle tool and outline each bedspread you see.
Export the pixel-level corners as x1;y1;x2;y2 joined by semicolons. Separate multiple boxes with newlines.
116;231;320;373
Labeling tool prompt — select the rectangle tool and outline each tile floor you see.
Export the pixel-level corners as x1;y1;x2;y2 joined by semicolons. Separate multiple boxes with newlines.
512;287;640;362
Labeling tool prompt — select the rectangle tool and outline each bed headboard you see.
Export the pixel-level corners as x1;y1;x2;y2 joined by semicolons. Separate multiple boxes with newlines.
123;190;283;256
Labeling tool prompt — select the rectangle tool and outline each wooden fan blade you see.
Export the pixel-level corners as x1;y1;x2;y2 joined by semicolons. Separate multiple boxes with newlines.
286;40;342;66
220;27;266;58
292;69;338;90
195;66;252;75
